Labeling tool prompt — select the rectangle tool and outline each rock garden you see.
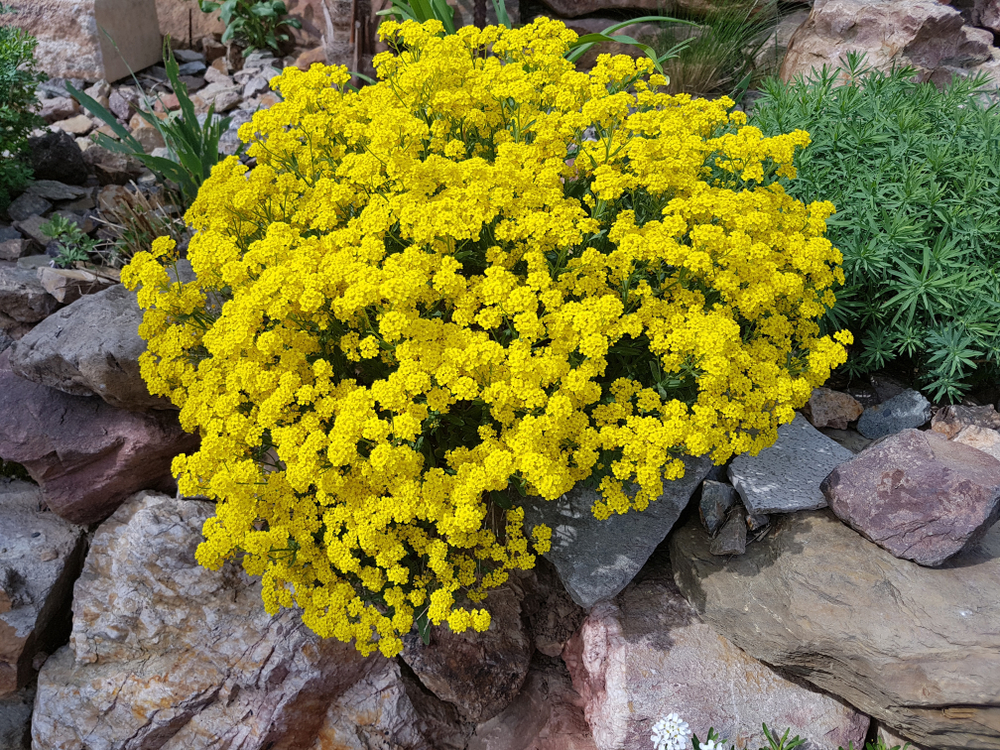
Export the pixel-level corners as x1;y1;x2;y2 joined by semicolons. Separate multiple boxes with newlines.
3;0;1000;749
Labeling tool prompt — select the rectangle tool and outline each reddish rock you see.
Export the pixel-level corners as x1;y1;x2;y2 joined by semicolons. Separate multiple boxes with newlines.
563;549;869;750
821;428;1000;566
0;349;199;525
468;656;598;750
402;581;532;723
520;558;586;659
806;386;864;430
780;0;1000;89
931;403;1000;440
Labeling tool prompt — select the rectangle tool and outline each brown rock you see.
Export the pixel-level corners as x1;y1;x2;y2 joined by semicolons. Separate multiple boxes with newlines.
536;0;717;18
295;45;328;70
0;482;86;698
932;403;1000;440
565;548;869;750
0;240;27;263
310;656;471;749
402;581;533;723
154;0;226;47
468;656;598;750
201;36;227;63
32;492;375;749
2;0;162;83
35;96;80;124
83;145;144;186
822;428;1000;566
520;557;586;659
35;266;115;304
806;386;864;429
670;510;1000;750
153;93;182;112
0;348;199;524
954;425;1000;463
709;512;747;555
780;0;1000;89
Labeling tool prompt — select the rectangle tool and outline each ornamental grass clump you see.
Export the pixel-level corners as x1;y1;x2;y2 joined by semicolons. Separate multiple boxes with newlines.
122;17;849;657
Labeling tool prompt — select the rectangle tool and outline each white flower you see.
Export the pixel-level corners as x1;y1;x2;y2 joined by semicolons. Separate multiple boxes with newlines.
651;713;691;750
701;741;726;750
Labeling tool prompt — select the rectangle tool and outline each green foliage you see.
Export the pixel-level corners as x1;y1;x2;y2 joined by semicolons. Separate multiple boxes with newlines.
197;0;301;56
0;3;45;209
68;38;233;207
40;214;99;268
376;0;697;76
838;740;912;750
651;0;782;101
750;52;1000;402
693;723;805;750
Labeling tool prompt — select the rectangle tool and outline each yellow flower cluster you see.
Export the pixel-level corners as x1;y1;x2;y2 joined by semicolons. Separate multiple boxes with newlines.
122;17;849;657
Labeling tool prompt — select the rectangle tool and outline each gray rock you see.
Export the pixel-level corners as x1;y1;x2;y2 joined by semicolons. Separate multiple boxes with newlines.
27;130;88;186
5;193;51;224
857;388;932;439
0;686;33;750
13;255;51;272
0;329;12;354
523;455;711;608
0;262;61;325
83;146;144;186
11;216;50;248
172;49;205;64
0;240;27;263
32;492;375;750
710;513;747;556
176;60;206;76
822;428;1000;567
0;227;19;242
0;481;86;697
671;510;1000;749
243;74;271;99
728;413;853;515
108;88;139;121
565;548;869;750
25;180;85;202
818;426;873;455
699;479;738;536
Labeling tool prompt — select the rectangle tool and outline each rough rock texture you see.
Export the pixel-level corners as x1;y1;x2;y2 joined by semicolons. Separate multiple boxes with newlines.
524;455;711;608
402;582;533;723
699;479;739;536
8;284;172;411
0;686;33;750
468;655;598;750
32;492;374;750
537;0;718;18
954;425;1000;462
819;427;873;455
806;387;864;430
565;548;869;750
671;510;1000;749
973;0;1000;32
26;131;89;186
857;389;932;439
821;428;1000;566
520;557;587;659
0;348;199;524
310;656;471;750
35;266;117;305
780;0;1000;88
932;404;1000;440
2;0;163;82
0;482;86;697
709;513;747;556
0;262;62;329
728;413;853;515
154;0;226;46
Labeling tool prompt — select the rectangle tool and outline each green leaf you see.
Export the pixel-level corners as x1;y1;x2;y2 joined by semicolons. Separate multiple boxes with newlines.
65;82;143;153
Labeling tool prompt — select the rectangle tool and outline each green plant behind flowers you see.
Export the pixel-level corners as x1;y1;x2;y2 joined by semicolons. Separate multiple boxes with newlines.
377;0;698;75
197;0;302;56
750;51;1000;403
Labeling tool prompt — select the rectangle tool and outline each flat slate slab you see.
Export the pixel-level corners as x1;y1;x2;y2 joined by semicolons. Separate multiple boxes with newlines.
523;455;711;609
727;413;854;515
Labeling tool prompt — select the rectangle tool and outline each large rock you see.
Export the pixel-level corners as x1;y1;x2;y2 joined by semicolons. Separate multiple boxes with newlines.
0;686;33;750
1;0;162;83
780;0;1000;88
931;404;1000;440
564;548;869;750
8;284;172;411
0;481;86;697
537;0;718;18
856;388;932;439
26;131;88;187
671;510;1000;749
468;655;598;750
310;656;471;750
822;428;1000;566
0;348;198;524
728;413;853;515
0;262;62;330
402;581;533;723
32;492;374;749
524;455;711;609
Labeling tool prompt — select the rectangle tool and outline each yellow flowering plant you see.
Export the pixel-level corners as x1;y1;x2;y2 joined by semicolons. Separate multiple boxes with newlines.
122;17;850;658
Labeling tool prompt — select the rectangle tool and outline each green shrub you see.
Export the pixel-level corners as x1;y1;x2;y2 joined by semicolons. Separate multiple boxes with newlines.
750;52;1000;402
197;0;301;56
0;3;45;209
0;458;34;483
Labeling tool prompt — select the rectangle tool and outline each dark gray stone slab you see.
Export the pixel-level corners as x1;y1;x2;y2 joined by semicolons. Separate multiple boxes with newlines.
857;388;932;439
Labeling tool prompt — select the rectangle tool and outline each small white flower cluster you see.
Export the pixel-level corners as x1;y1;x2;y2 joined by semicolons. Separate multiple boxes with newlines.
651;713;691;750
701;741;725;750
